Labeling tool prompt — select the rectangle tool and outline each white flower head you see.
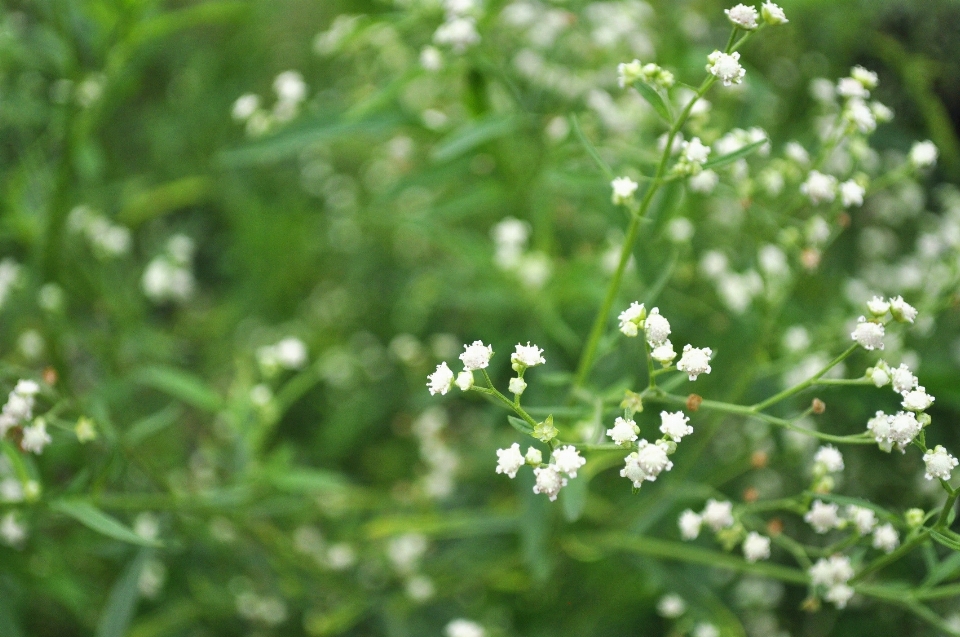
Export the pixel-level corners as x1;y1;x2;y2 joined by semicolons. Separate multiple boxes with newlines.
837;76;869;99
656;594;686;618
525;447;543;466
702;499;734;532
866;296;890;317
678;509;702;540
840;180;865;208
923;445;958;481
677;345;713;381
0;512;26;547
232;94;260;121
809;555;853;587
889;296;918;323
725;4;759;29
508;377;527;395
459;340;493;371
887;411;922;448
455;370;474;391
890;364;917;394
644;307;672;346
445;618;486;637
867;360;891;387
618;301;646;337
659;411;692;442
681;137;711;165
511;342;545;369
693;624;720;637
621;440;673;487
872;523;899;553
611;176;639;205
607;416;640;446
21;420;51;455
761;2;788;25
532;464;567;501
825;584;854;609
552;445;586;478
844;98;876;133
742;532;771;563
496;443;525;479
804;500;842;533
850;66;879;90
909;140;938;168
274;337;308;369
433;17;481;53
688;169;719;194
813;445;844;473
427;362;455;395
651;340;677;365
851;317;884;350
706;50;746;86
902;386;934;412
845;505;877;535
800;170;838;205
617;59;643;88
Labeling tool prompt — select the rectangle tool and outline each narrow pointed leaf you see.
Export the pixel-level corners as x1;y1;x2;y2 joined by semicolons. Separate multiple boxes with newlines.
52;500;162;547
702;139;767;169
633;81;673;124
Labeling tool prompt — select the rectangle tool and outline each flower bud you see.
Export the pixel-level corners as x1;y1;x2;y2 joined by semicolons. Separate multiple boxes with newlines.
905;508;925;528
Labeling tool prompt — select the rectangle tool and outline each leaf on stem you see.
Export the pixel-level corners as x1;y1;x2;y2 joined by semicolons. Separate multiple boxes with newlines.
52;500;163;547
702;139;767;169
570;115;614;180
632;81;673;124
507;415;533;435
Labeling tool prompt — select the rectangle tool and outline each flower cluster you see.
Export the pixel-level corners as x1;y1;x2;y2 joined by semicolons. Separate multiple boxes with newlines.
706;51;745;86
433;0;481;53
617;60;675;90
257;337;309;373
232;70;308;136
497;442;583;502
679;499;771;562
142;234;196;304
673;137;712;176
617;302;712;379
67;205;132;258
491;217;551;290
809;555;855;608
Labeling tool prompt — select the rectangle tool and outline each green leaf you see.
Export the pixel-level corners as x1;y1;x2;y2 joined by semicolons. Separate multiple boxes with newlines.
507;415;533;435
632;81;673;124
571;114;613;180
702;139;767;169
133;367;222;412
932;530;960;552
125;404;183;446
561;474;588;522
430;115;518;163
96;550;151;637
265;468;351;494
51;500;162;547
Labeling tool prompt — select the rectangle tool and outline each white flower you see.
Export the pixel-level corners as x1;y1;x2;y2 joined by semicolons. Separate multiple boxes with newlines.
890;364;917;394
21;420;51;454
445;618;486;637
702;499;734;532
706;50;746;86
742;532;771;563
889;296;918;323
867;361;891;387
274;337;308;369
871;100;894;122
809;555;854;588
850;66;879;89
688;169;719;194
837;77;869;99
620;441;673;487
0;478;23;503
433;17;480;52
840;180;865;208
844;98;876;133
607;416;640;446
825;584;854;609
725;3;759;29
851;317;884;350
902;386;934;412
388;533;428;574
618;301;646;337
813;445;844;473
525;447;543;466
0;512;26;547
887;411;922;448
14;380;40;396
872;523;899;553
923;445;958;481
508;377;527;395
420;46;443;71
459;340;493;371
427;362;455;395
644;308;671;346
231;94;260;121
659;411;692;442
785;141;809;164
617;59;643;88
866;296;890;316
511;342;546;368
800;170;838;204
677;345;713;381
455;370;474;391
656;594;686;618
846;505;876;534
678;509;703;540
681;137;711;165
611;176;639;205
496;443;525;479
760;2;788;25
805;500;842;533
909;140;938;168
274;71;306;104
532;465;567;501
552;446;586;478
651;341;677;365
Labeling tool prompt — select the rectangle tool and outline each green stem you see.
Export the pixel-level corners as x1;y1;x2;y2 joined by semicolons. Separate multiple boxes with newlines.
750;344;859;412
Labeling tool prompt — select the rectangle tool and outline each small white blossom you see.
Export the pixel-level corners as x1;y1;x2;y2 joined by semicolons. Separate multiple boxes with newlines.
846;505;877;534
644;308;671;346
677;345;713;381
725;3;759;29
420;46;443;71
532;464;567;501
618;302;646;337
459;340;493;371
804;500;842;533
742;532;771;563
809;555;854;588
825;584;854;608
800;170;838;204
681;137;711;165
813;445;844;473
840;180;865;207
678;509;702;540
656;594;686;618
872;523;899;553
455;370;474;391
607;416;640;446
427;362;455;396
890;364;917;394
508;377;527;395
889;296;918;323
760;2;788;25
621;441;673;487
274;337;308;369
844;98;876;133
909;140;938;168
688;169;719;194
445;618;485;637
693;624;720;637
496;443;525;479
706;50;746;86
785;141;809;164
611;176;639;205
552;445;586;478
617;59;643;88
0;512;26;547
511;342;546;368
659;411;692;442
887;411;922;448
850;66;878;89
867;296;890;316
867;360;891;387
923;445;958;481
231;94;260;121
433;17;480;52
851;317;884;350
702;499;734;532
837;77;869;99
902;386;934;412
525;447;543;466
651;341;677;365
21;420;51;455
871;100;894;122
